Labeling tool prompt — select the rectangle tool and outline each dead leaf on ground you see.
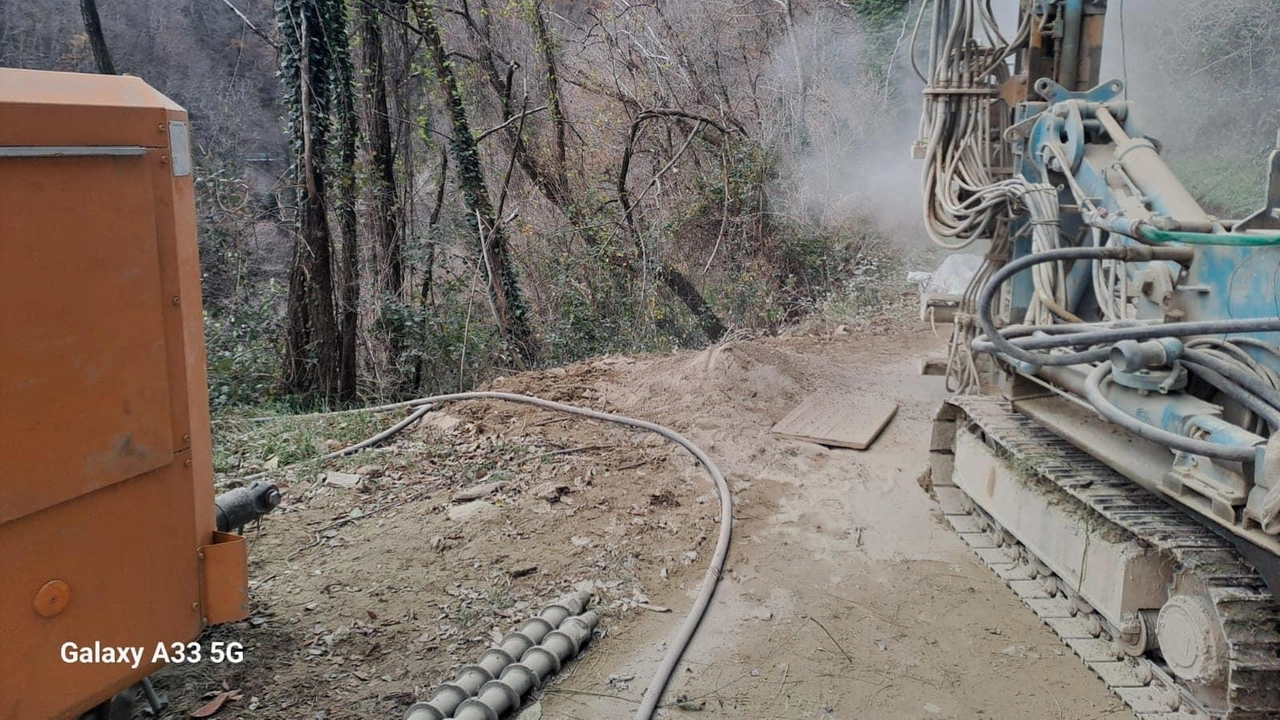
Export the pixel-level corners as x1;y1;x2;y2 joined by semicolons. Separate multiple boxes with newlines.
190;689;242;717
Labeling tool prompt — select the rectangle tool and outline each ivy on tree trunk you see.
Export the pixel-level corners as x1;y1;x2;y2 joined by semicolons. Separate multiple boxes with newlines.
410;0;539;368
276;0;347;401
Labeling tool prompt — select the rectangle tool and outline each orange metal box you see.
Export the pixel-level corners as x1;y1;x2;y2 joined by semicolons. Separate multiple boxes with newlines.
0;69;247;719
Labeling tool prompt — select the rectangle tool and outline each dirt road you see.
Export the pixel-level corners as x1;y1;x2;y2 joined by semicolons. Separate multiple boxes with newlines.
530;329;1132;720
161;327;1133;720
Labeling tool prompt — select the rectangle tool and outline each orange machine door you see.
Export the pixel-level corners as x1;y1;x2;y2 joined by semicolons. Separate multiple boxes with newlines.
0;148;175;524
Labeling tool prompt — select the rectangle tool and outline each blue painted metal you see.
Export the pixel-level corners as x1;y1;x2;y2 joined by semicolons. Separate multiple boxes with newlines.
1032;78;1125;105
1006;76;1280;465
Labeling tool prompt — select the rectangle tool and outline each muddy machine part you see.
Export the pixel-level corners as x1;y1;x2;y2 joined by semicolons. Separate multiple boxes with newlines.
915;1;1280;717
0;69;263;719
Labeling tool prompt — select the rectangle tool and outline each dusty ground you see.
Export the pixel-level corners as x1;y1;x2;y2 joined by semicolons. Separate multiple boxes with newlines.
149;326;1134;720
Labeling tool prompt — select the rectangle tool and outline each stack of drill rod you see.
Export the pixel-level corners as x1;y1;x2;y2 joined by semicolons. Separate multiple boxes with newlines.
404;590;594;720
451;610;598;720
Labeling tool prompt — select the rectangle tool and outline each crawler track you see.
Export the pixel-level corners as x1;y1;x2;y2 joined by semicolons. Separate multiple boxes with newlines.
933;395;1280;719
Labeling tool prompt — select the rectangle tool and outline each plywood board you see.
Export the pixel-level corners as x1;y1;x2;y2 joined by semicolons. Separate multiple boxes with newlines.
770;392;898;450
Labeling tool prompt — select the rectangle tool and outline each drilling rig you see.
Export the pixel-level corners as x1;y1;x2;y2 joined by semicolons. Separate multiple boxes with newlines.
916;1;1280;717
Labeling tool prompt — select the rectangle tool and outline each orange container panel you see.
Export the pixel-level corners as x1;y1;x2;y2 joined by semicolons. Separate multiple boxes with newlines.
0;69;246;720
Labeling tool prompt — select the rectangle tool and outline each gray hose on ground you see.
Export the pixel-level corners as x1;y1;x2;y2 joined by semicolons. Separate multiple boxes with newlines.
261;391;732;720
237;403;438;484
1084;362;1259;462
321;403;435;460
246;398;427;423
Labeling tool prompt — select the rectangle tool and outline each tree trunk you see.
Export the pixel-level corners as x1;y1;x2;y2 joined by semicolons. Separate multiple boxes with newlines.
279;0;342;401
359;0;402;298
618;113;728;343
334;4;360;401
661;267;727;341
411;1;539;368
79;0;116;74
532;2;566;176
286;182;341;398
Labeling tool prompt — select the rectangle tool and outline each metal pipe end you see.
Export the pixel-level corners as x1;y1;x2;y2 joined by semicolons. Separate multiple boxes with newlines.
544;589;593;617
520;645;563;677
566;610;600;633
404;702;448;720
453;698;500;720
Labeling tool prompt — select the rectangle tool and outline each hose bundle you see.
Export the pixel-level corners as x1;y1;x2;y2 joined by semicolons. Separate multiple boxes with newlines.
914;0;1030;250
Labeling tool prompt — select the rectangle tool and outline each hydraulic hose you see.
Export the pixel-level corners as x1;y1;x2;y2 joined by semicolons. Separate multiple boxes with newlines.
973;318;1280;361
972;244;1280;368
1141;226;1280;247
1183;349;1280;416
253;391;733;720
1180;359;1280;432
1084;362;1259;462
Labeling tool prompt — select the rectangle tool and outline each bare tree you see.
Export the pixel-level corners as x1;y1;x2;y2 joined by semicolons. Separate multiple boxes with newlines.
332;0;360;400
360;0;403;299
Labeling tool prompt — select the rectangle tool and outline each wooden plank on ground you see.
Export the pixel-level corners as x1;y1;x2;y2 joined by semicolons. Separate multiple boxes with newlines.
770;392;898;450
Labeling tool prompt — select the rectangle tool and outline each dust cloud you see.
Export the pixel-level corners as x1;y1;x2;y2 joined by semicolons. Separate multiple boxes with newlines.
774;0;1277;248
767;8;928;244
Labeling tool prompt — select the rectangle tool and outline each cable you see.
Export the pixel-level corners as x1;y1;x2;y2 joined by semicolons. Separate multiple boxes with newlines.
974;244;1204;367
246;390;732;720
1183;349;1280;416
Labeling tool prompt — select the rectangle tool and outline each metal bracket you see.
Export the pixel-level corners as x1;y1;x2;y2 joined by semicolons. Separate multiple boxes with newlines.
1034;77;1125;105
197;531;250;625
167;121;191;177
